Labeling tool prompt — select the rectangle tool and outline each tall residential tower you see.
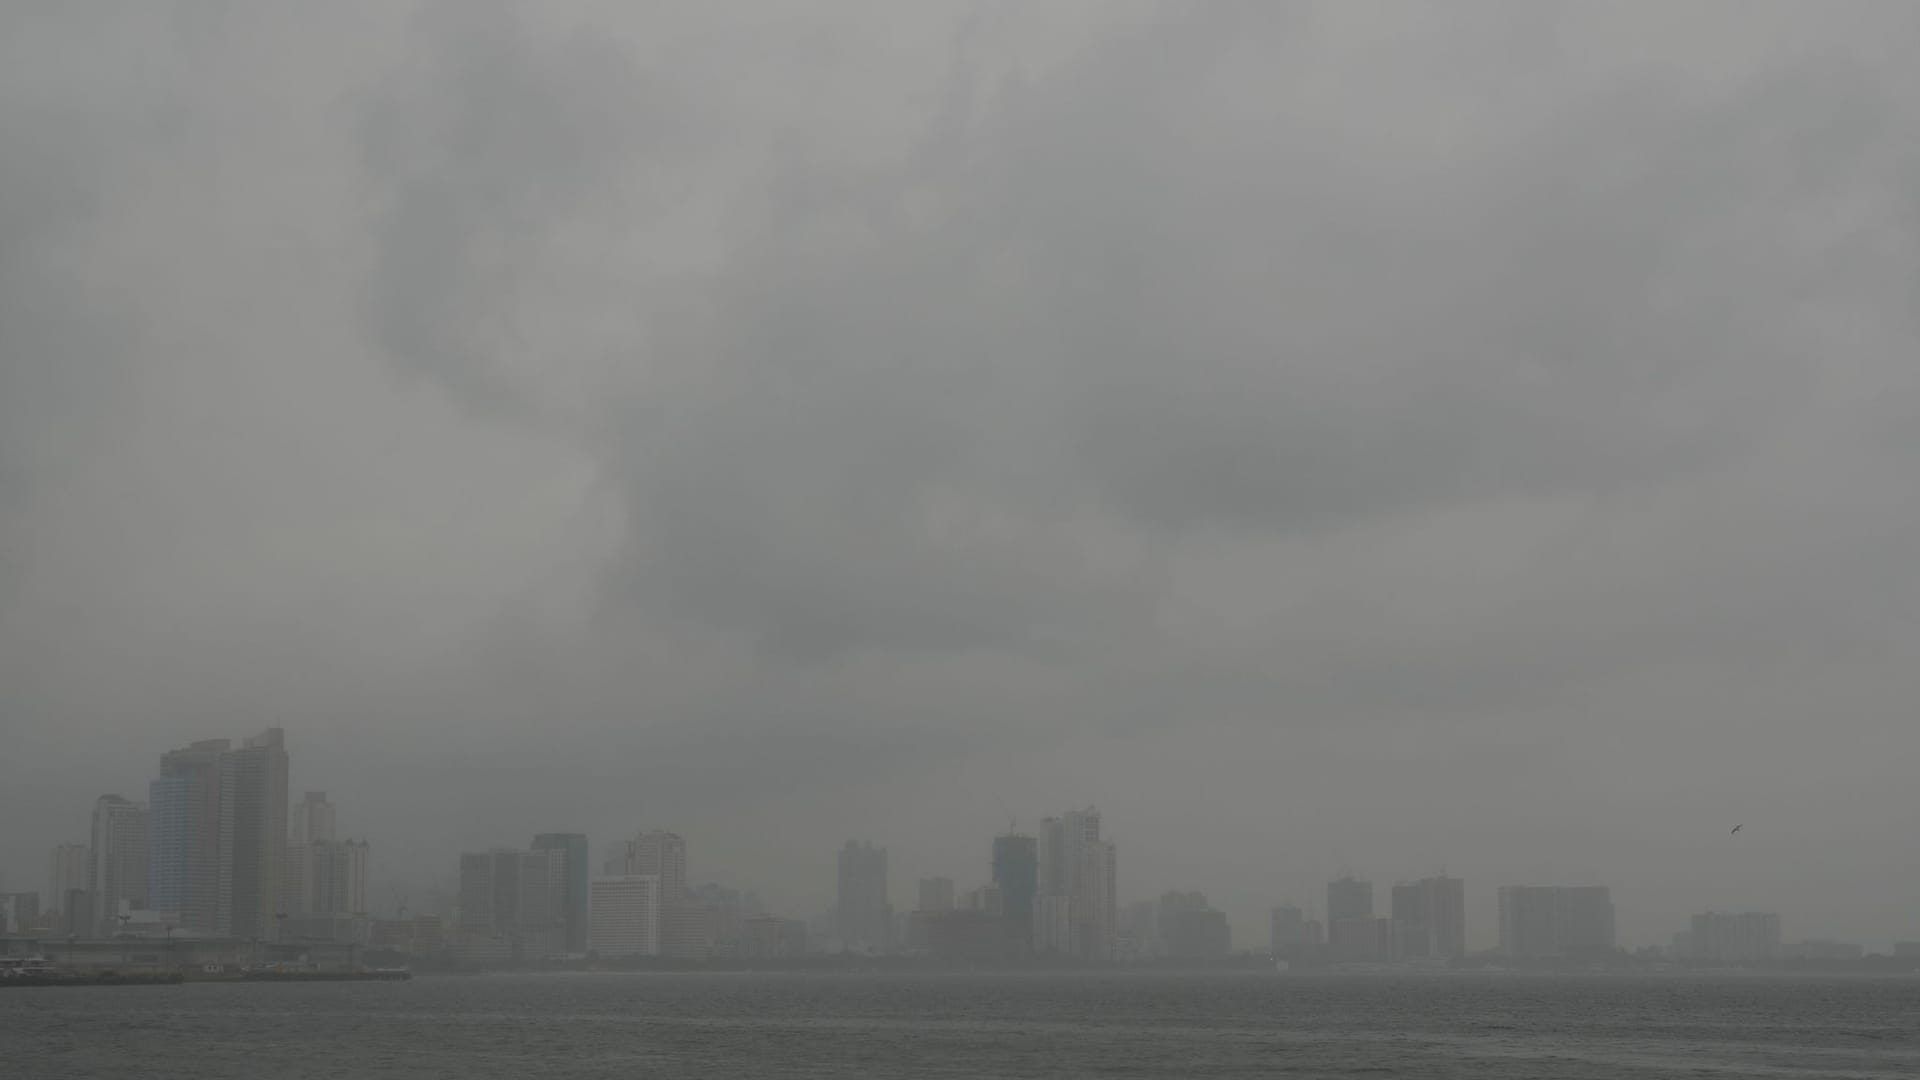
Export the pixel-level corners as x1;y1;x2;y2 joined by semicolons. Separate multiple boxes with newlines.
532;833;591;954
227;728;289;939
836;840;891;952
89;795;149;935
150;739;235;935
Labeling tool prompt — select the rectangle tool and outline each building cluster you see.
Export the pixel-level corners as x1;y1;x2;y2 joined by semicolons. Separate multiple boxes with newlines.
1259;874;1473;965
875;807;1122;965
451;829;803;966
1261;878;1601;965
18;728;371;946
9;735;1902;968
1672;911;1781;964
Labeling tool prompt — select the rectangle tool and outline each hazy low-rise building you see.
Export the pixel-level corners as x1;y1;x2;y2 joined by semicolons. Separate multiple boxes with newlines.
1327;876;1373;924
1329;917;1393;962
1497;886;1616;958
281;912;367;943
1391;876;1466;959
1033;894;1074;956
962;883;1003;918
1155;891;1229;959
1269;905;1309;957
1783;939;1863;961
47;843;90;914
918;876;955;913
1392;919;1431;961
1688;911;1781;964
920;909;1005;964
694;882;750;958
660;901;713;959
740;915;807;959
1;893;42;933
589;875;662;957
458;847;566;942
370;913;445;955
1163;909;1230;960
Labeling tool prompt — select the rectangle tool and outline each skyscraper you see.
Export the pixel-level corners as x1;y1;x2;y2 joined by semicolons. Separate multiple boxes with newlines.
835;840;891;952
89;794;149;935
1497;885;1616;958
285;792;331;917
991;833;1038;953
1036;808;1116;960
46;843;90;913
532;833;591;954
227;728;289;939
149;739;235;935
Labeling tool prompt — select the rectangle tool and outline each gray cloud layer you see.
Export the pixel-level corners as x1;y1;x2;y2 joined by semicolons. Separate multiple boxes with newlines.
3;1;1918;945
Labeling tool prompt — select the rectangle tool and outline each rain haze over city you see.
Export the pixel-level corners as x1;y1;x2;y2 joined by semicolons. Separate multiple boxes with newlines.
4;0;1920;972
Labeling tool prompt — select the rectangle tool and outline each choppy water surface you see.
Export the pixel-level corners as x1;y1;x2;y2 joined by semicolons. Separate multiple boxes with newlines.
5;972;1917;1078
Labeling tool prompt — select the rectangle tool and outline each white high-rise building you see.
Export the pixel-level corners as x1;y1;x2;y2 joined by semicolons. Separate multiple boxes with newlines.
1036;808;1116;960
589;875;662;957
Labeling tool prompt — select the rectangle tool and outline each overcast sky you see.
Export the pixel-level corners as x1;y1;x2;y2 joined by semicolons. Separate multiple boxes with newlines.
3;1;1918;949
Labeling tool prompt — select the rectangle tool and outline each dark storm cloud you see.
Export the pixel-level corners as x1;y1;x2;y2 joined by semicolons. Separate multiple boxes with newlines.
4;1;1920;944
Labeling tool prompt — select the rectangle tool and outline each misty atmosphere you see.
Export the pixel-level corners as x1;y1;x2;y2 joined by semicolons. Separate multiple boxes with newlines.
4;7;1920;1074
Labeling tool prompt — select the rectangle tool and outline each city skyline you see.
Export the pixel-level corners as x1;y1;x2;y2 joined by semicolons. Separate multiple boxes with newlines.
15;726;1907;958
6;0;1920;970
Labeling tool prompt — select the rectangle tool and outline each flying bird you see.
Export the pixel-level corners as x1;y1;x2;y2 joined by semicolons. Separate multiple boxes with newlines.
1731;825;1743;834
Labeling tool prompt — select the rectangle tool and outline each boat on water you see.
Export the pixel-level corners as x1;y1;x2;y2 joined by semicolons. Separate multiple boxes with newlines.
0;956;58;978
0;957;184;987
238;965;411;982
